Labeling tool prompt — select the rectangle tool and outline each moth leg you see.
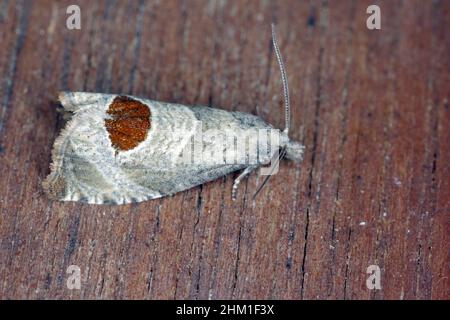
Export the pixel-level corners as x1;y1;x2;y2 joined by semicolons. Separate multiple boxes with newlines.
232;165;258;201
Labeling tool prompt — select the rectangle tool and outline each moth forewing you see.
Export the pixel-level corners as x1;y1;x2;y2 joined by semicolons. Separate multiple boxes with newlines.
44;93;280;204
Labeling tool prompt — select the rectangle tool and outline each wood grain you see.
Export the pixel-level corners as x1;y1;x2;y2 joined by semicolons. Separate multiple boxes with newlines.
0;0;448;299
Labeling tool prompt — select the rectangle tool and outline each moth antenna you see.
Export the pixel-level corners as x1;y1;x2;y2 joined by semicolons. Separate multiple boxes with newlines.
271;23;290;136
252;25;291;200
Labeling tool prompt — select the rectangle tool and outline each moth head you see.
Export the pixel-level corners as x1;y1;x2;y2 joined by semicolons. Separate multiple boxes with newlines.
285;139;304;162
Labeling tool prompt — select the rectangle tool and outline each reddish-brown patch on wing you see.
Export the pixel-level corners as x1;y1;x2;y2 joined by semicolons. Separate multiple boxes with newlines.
105;96;151;151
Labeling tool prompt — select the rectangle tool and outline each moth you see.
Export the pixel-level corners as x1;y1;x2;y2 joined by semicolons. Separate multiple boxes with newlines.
43;25;304;205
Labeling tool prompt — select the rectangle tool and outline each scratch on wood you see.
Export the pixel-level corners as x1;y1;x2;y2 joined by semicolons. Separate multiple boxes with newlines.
0;0;30;139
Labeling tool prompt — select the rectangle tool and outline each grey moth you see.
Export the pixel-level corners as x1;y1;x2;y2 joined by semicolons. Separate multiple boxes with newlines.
43;25;304;205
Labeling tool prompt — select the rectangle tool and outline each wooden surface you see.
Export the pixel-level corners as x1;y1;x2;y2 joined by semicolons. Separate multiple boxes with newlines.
0;0;448;300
